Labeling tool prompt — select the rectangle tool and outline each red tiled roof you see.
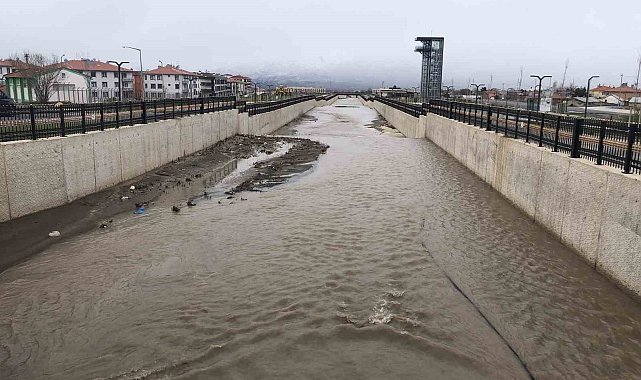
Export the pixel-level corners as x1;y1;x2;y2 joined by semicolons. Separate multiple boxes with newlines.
591;85;640;94
61;59;133;72
146;66;195;76
0;59;33;70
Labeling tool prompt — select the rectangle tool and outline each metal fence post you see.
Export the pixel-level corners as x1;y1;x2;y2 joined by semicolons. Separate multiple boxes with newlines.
129;102;133;125
570;118;583;158
115;101;120;128
553;115;561;152
539;115;545;147
141;101;147;124
154;100;158;122
200;97;205;114
504;110;509;136
80;104;86;133
449;101;453;119
99;102;105;131
623;124;637;174
514;109;520;138
29;105;37;140
526;112;531;143
486;106;492;131
59;105;66;137
596;121;605;165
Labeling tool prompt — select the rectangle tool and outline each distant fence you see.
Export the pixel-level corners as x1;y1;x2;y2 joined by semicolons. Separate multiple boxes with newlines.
0;95;321;142
243;95;315;116
363;95;641;174
430;100;641;175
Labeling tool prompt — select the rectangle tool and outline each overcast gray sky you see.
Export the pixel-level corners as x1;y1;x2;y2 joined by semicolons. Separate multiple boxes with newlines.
3;0;641;89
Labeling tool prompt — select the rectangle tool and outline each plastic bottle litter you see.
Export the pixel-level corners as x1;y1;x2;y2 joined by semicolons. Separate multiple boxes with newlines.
129;185;136;191
48;231;61;237
134;207;145;215
120;196;130;201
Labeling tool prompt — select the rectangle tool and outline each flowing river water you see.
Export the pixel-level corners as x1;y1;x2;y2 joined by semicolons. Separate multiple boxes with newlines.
1;97;641;379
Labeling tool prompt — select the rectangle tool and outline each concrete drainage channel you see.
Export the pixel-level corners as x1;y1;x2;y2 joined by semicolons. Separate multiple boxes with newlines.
0;98;338;271
364;98;641;299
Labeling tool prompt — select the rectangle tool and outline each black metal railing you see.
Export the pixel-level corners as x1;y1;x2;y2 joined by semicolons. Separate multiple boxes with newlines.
371;95;426;118
429;100;641;174
0;96;240;142
244;95;315;116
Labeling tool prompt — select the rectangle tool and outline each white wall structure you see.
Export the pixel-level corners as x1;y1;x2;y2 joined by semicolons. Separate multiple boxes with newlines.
366;98;641;298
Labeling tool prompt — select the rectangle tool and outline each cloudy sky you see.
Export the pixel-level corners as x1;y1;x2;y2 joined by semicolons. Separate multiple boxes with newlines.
3;0;641;89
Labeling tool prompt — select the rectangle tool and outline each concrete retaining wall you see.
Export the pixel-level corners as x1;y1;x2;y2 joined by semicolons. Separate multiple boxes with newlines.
421;112;641;297
0;102;320;222
246;100;317;136
368;100;426;138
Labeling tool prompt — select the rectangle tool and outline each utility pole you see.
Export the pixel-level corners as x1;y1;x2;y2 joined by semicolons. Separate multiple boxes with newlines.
561;58;570;89
107;60;130;101
584;75;599;119
123;46;144;101
530;75;551;112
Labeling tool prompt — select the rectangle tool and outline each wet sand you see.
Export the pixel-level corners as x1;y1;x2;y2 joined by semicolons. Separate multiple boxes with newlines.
0;134;328;273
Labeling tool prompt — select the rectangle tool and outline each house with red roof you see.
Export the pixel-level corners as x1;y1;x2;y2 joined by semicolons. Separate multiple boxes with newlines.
590;85;641;101
60;59;135;101
4;66;91;103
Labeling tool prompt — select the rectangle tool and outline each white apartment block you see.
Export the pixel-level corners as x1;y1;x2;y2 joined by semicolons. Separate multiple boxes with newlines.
144;65;201;99
61;59;135;101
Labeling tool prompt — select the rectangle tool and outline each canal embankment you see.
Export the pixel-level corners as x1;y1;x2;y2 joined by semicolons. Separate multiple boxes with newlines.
366;97;641;298
0;97;336;223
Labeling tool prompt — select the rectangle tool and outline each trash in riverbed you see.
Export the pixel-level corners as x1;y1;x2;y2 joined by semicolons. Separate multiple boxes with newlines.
48;231;61;237
172;205;181;213
187;200;196;207
120;196;130;201
134;207;145;214
129;185;136;191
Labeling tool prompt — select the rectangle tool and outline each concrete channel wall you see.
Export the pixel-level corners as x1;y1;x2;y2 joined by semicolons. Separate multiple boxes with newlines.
363;98;426;138
368;99;641;297
0;99;327;222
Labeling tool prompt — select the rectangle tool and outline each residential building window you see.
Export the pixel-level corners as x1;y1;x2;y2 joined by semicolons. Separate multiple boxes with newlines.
102;91;108;98
101;72;107;78
114;72;119;78
145;84;148;89
91;71;96;77
145;75;148;80
102;82;107;88
91;82;97;88
157;75;162;80
61;72;66;79
122;73;128;78
151;84;156;89
175;75;179;80
123;83;129;88
115;82;120;88
175;84;179;89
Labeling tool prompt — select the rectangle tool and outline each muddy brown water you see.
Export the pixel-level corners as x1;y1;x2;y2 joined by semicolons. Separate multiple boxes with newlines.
1;98;641;379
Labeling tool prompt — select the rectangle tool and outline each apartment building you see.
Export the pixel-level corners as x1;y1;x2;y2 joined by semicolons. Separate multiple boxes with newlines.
227;75;252;97
145;65;201;99
198;72;232;97
60;59;135;101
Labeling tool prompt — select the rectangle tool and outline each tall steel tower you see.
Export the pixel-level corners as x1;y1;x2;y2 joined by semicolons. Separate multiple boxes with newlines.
415;37;444;103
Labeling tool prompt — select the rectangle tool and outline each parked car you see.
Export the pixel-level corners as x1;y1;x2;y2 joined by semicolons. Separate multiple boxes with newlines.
0;90;16;116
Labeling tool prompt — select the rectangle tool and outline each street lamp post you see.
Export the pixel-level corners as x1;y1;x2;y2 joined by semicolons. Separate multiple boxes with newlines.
470;83;485;105
442;85;454;99
123;46;144;101
584;75;600;119
107;60;130;101
530;75;551;112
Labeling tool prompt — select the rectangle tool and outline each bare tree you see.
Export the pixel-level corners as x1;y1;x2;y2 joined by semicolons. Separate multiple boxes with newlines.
9;52;60;103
